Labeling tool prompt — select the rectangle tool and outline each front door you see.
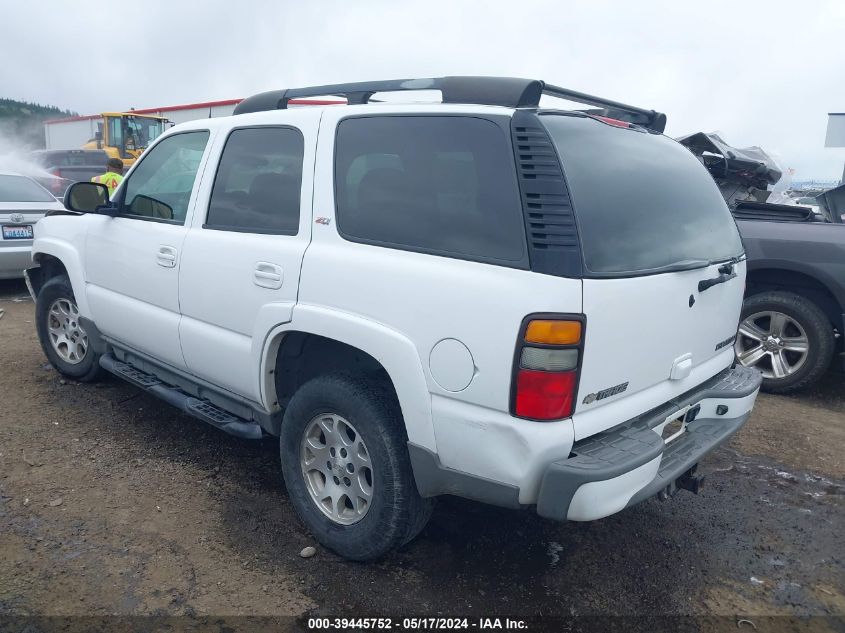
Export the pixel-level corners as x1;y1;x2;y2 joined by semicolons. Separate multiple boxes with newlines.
178;116;316;401
85;129;213;369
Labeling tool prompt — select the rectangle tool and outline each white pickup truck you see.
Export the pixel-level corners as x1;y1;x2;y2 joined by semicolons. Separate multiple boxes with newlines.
26;77;761;561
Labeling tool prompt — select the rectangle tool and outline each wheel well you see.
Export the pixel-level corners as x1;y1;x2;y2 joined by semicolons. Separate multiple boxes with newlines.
30;254;69;297
745;268;841;327
273;332;398;412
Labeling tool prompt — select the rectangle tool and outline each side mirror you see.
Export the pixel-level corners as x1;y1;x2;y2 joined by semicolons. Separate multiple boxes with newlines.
65;182;110;213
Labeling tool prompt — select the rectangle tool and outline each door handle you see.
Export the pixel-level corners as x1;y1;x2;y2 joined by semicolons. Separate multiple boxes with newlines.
156;245;177;268
254;262;283;289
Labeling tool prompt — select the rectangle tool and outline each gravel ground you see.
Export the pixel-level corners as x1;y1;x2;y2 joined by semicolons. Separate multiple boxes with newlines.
1;278;843;623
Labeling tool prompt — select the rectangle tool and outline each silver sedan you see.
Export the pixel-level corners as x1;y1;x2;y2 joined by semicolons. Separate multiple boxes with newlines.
0;172;66;279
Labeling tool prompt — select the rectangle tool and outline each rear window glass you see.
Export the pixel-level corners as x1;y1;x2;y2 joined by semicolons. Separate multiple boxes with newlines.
541;114;744;275
334;116;526;264
0;175;55;202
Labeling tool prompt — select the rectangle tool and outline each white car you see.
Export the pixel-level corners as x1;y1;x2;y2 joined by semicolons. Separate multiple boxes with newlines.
26;77;761;561
0;172;65;279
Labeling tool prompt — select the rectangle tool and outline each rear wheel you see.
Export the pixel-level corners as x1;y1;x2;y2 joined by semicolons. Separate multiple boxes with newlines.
35;275;102;382
279;372;433;561
735;291;834;394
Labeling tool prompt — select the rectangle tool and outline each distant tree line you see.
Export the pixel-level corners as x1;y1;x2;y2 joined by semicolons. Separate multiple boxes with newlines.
0;98;78;150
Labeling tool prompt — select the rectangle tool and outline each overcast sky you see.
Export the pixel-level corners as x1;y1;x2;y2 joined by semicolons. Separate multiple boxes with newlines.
2;0;844;180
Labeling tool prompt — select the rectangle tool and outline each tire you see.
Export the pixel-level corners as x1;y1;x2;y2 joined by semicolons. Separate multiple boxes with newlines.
279;372;434;561
735;291;834;394
35;275;102;382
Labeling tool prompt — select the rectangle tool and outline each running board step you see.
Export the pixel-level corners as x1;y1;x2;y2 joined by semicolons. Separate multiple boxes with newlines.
99;354;263;440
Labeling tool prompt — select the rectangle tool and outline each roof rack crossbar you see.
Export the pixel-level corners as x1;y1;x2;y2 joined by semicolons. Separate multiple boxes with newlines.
233;76;667;132
542;84;666;132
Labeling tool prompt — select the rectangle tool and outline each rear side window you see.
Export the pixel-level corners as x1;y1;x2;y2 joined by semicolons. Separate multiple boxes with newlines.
334;116;526;264
206;127;304;234
541;114;744;275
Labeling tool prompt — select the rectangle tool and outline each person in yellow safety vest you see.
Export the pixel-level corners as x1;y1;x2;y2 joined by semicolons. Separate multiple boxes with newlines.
91;158;124;195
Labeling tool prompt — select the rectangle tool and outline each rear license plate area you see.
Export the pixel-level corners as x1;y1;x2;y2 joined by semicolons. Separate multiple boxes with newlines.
658;403;701;444
2;225;34;240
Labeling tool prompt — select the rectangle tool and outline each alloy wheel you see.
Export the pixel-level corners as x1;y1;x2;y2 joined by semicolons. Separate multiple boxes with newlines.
300;413;374;525
47;298;88;365
735;310;809;379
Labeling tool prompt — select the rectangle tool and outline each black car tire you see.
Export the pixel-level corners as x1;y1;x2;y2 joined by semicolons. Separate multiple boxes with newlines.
35;275;102;382
280;372;433;561
737;291;834;394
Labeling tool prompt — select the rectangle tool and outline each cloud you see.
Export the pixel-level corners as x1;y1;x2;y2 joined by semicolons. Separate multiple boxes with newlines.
1;0;843;178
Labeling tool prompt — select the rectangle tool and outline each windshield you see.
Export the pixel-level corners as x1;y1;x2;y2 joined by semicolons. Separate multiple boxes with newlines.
125;116;165;149
541;114;744;276
0;175;56;203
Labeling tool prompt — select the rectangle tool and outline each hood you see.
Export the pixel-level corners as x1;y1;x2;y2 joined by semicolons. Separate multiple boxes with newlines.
676;132;783;207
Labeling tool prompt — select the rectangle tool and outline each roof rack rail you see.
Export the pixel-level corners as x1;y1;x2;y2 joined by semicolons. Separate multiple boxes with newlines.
233;76;667;132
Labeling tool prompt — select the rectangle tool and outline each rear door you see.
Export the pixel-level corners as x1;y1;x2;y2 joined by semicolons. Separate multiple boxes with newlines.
178;112;317;402
540;114;746;439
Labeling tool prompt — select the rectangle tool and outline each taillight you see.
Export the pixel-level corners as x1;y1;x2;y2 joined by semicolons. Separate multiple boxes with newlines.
593;115;632;128
511;316;584;421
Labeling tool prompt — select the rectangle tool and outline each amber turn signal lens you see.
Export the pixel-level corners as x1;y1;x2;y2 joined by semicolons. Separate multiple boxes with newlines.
524;320;582;345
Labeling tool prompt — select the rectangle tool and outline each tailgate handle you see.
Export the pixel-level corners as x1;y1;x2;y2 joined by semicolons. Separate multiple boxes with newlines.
698;271;736;292
670;353;693;380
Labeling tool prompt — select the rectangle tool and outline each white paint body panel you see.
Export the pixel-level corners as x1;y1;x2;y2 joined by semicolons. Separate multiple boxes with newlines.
575;260;746;440
565;389;758;519
177;109;319;400
30;102;756;517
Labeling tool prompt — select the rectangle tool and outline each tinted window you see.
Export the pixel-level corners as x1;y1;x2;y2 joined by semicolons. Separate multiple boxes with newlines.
335;116;525;264
206;127;303;234
120;131;209;224
541;114;744;275
0;175;55;202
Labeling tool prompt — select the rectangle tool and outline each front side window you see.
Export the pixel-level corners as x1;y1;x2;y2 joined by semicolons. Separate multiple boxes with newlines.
206;127;304;234
125;116;164;150
334;116;526;264
120;131;210;224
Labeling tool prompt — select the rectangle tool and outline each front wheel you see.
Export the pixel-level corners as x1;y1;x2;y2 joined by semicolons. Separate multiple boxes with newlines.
35;275;102;382
279;372;433;561
735;291;834;394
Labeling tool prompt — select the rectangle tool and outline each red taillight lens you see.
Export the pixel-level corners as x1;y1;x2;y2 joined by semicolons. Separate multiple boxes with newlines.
511;315;584;421
593;115;631;128
515;369;576;420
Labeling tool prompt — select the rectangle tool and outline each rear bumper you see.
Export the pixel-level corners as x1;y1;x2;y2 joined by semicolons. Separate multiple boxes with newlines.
536;365;762;521
0;246;33;280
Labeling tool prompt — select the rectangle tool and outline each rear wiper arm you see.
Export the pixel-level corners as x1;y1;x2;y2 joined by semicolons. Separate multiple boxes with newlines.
646;259;710;274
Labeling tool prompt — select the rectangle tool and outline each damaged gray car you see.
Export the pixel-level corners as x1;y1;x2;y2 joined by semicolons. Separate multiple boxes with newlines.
680;132;844;393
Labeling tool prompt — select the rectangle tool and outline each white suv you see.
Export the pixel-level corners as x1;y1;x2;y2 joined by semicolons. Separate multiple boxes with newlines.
26;77;761;561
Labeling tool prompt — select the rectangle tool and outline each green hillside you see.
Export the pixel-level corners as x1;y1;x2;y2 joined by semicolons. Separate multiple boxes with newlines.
0;98;77;150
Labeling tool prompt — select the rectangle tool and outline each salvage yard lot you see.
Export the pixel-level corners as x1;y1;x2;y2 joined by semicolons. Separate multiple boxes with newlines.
1;279;843;618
